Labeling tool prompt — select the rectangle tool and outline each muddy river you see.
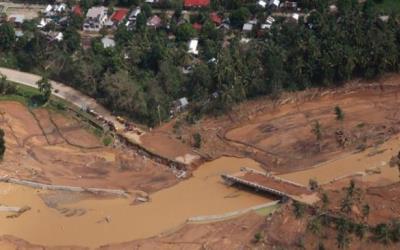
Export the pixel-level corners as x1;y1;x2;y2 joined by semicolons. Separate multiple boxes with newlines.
0;157;270;248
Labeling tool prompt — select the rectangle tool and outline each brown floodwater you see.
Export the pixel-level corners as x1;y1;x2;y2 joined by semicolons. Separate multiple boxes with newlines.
0;157;270;248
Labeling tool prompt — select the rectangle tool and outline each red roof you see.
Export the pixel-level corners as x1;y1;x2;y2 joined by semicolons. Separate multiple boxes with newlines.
111;8;129;22
210;12;222;25
72;5;83;16
184;0;210;8
192;22;202;31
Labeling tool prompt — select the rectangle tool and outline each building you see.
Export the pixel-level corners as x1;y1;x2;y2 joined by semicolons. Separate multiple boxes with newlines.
192;22;202;31
128;7;141;22
101;36;116;48
83;6;108;32
258;0;267;8
210;12;222;25
72;5;83;17
242;23;253;32
269;0;280;8
147;15;162;28
111;8;129;24
8;14;24;26
184;0;210;8
188;39;199;55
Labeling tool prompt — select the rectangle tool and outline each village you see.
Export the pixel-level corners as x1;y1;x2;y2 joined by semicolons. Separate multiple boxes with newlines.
2;0;400;249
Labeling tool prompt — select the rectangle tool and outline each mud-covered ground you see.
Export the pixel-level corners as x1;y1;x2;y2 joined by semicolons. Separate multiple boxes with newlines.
0;101;177;193
161;75;400;173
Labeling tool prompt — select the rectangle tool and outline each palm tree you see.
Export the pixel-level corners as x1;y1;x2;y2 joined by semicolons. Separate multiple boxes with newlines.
36;76;52;103
311;120;323;151
373;223;391;244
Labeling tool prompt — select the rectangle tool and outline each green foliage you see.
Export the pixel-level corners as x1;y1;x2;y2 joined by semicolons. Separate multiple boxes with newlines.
0;23;16;51
230;7;250;28
36;76;52;104
335;106;345;121
192;132;202;148
335;217;352;249
0;128;5;160
176;23;196;42
253;232;262;243
311;121;322;141
293;201;306;218
0;75;17;95
309;178;319;191
373;223;391;244
102;136;113;146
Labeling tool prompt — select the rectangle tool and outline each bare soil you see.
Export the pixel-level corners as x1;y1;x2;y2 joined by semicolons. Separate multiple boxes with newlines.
160;75;400;173
0;101;177;193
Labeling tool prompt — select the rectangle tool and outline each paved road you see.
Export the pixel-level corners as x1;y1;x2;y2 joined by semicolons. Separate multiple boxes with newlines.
0;67;128;131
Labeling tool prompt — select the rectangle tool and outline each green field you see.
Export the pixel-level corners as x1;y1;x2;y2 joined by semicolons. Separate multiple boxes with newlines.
375;0;400;13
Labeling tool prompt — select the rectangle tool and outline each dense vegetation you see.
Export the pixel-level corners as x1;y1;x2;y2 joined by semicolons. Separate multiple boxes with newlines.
0;0;400;126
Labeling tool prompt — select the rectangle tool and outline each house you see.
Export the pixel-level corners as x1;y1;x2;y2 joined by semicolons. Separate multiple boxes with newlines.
184;0;210;8
210;12;222;25
269;0;280;8
242;23;253;32
111;8;129;24
188;39;199;55
83;6;108;32
101;36;116;48
282;1;297;10
172;97;189;113
8;14;24;26
72;5;83;17
192;22;202;31
258;0;267;8
128;7;141;22
147;15;162;28
47;31;63;41
37;18;52;28
290;13;299;23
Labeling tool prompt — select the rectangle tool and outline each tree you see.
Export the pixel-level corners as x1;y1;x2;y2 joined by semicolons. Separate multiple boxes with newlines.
293;201;306;218
0;128;5;160
335;106;345;121
230;7;250;28
36;76;52;103
322;192;329;209
362;204;370;219
309;178;319;191
192;133;202;148
311;120;323;151
373;223;391;244
336;217;352;249
176;23;196;42
0;23;16;50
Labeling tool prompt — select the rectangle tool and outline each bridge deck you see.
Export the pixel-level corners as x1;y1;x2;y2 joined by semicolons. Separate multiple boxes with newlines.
221;170;312;200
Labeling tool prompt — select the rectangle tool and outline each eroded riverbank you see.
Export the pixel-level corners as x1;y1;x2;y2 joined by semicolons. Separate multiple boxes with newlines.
0;157;270;248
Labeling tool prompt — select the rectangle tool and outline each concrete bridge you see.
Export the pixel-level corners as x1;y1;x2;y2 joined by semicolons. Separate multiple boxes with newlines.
221;168;319;204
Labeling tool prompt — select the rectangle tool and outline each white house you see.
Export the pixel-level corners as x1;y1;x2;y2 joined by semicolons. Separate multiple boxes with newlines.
83;6;108;32
258;0;267;8
188;39;199;55
269;0;280;8
101;36;116;48
242;23;253;32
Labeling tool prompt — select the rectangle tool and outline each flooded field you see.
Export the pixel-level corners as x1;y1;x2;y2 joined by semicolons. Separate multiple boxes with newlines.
0;157;270;248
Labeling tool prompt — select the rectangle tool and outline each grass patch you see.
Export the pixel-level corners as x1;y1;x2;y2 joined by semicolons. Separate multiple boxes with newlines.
255;204;280;216
102;136;113;146
374;0;400;14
